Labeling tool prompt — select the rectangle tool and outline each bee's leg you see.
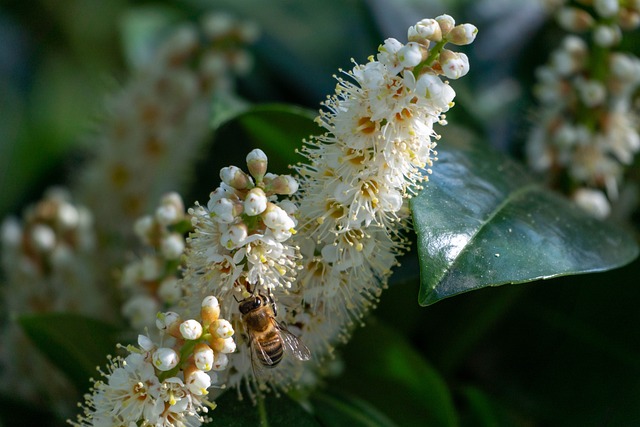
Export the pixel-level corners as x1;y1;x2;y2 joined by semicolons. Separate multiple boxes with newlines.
268;292;277;317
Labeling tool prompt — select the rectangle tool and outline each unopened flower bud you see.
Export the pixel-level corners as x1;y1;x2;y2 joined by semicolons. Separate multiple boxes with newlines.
194;343;214;371
577;79;606;107
186;368;211;395
440;50;470;79
57;203;79;230
447;23;478;45
221;223;248;249
397;42;423;68
594;0;619;18
436;14;456;35
265;175;299;195
161;233;185;260
30;224;56;253
219;337;236;353
244;187;268;215
156;192;184;225
211;197;241;224
133;215;154;241
593;24;621;47
573;188;611;219
156;311;181;333
246;149;268;181
153;347;180;371
220;166;252;190
210;336;237;353
158;276;182;304
556;7;595;32
210;319;234;338
212;352;229;370
619;9;640;30
262;203;295;232
610;53;640;82
201;296;220;323
408;18;441;43
180;319;203;340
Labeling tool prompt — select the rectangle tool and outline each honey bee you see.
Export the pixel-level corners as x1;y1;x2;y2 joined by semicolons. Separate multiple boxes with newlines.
238;291;311;372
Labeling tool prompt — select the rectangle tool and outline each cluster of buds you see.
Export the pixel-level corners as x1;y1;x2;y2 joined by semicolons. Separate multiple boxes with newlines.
181;149;303;395
0;188;107;413
1;188;97;308
184;148;300;300
527;1;640;218
121;192;190;330
552;0;640;46
70;296;236;426
402;15;477;80
76;13;259;254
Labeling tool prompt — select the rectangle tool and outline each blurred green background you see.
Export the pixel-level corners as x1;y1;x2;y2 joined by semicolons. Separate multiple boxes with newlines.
1;0;639;426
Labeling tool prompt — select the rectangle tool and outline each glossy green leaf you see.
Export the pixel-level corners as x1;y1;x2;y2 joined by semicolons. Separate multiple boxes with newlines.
208;390;320;427
311;390;398;427
210;102;318;173
331;320;457;427
411;132;639;306
18;313;121;391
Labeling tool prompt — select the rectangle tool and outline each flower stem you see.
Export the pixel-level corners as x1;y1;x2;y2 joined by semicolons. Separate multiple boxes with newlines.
413;38;447;77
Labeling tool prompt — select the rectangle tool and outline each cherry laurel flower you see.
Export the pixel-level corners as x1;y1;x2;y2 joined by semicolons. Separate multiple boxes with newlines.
181;149;303;393
121;192;189;331
0;188;106;414
69;296;235;426
277;15;478;388
527;1;640;216
75;13;259;263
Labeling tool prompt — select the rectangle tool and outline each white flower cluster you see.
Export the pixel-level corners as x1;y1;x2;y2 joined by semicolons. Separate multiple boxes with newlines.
551;0;640;46
70;296;236;427
527;1;640;218
184;148;300;301
287;16;477;376
121;193;189;330
76;13;259;251
0;188;106;414
181;148;302;394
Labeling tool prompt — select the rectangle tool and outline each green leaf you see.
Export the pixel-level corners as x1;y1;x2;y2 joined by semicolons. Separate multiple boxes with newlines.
331;320;457;427
411;130;639;306
208;390;321;427
0;392;60;426
210;103;318;173
459;387;505;427
18;313;121;392
311;390;398;427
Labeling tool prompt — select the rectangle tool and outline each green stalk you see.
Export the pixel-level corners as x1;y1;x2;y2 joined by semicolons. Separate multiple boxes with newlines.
413;38;447;78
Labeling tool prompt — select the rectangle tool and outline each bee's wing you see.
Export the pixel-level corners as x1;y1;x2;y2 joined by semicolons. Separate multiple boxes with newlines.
249;334;275;365
276;322;311;361
247;334;271;380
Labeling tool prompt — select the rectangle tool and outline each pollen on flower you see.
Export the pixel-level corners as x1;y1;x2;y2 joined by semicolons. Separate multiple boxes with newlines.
283;14;477;390
69;295;236;426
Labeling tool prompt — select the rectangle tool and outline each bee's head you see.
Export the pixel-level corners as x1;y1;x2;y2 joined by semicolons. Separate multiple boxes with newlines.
238;294;266;314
